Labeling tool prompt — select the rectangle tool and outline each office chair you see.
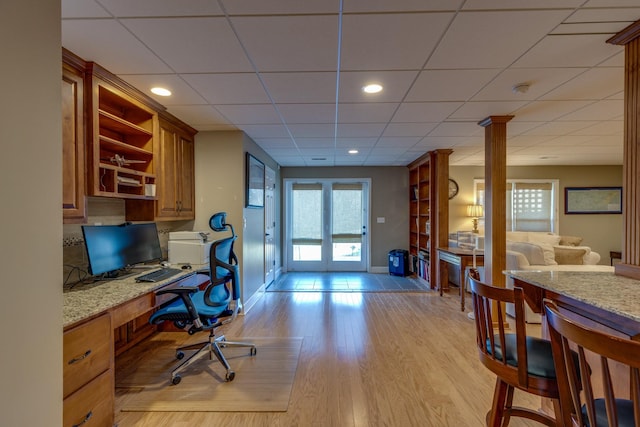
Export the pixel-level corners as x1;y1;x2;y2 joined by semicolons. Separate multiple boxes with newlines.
149;212;256;384
468;275;562;426
544;300;640;427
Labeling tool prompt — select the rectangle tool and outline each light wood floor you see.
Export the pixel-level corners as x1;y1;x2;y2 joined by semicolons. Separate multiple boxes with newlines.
115;283;543;427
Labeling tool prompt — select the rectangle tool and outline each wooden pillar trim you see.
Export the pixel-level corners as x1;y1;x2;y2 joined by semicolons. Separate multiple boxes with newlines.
479;115;513;290
607;20;640;279
607;20;640;46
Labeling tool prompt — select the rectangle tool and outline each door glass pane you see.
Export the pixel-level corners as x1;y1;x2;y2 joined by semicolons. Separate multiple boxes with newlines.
332;183;362;262
292;184;322;261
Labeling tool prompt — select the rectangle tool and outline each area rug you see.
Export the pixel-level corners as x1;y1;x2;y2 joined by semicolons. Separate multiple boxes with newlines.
117;337;303;412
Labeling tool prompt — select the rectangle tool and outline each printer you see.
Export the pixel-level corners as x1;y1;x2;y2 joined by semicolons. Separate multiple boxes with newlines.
168;231;212;265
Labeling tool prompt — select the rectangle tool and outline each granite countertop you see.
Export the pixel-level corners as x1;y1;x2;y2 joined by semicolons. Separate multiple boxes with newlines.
63;264;209;328
505;270;640;323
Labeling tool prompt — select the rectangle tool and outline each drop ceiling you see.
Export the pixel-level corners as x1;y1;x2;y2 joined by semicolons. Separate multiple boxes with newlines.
61;0;640;167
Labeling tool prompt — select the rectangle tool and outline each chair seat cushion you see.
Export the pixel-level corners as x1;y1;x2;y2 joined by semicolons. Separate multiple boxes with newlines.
584;398;635;427
489;334;556;378
149;291;229;324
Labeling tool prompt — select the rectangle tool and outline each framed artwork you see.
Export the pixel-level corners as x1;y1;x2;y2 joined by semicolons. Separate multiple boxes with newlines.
246;153;265;208
564;187;622;214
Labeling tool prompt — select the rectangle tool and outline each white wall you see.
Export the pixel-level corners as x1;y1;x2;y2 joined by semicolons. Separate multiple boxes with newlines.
0;1;63;425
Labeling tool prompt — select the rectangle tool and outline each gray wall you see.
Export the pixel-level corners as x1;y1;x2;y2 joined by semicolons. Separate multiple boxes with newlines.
280;166;409;269
1;1;63;424
194;131;280;302
449;165;623;264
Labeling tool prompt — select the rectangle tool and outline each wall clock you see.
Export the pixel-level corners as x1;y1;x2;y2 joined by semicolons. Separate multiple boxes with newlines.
448;178;459;200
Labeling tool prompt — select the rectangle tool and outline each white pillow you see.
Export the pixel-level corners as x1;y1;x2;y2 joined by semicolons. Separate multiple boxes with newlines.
506;241;546;265
527;232;562;247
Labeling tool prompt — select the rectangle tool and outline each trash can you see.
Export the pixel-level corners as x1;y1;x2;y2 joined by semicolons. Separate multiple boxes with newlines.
388;249;409;276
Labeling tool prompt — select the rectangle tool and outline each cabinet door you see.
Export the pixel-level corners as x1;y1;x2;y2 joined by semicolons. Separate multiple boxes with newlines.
177;135;195;218
62;66;86;223
156;125;179;218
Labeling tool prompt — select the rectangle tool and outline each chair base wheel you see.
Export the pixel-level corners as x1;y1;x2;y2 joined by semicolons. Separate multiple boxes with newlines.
172;375;182;385
225;371;235;382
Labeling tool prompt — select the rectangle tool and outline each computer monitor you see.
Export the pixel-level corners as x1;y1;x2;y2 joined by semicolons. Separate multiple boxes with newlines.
81;222;163;277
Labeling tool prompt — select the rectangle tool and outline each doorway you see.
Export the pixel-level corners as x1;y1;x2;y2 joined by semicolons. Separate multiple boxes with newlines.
285;179;369;272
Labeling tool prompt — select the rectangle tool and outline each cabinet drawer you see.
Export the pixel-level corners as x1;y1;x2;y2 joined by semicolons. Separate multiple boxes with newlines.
111;292;154;328
63;314;112;398
63;369;114;427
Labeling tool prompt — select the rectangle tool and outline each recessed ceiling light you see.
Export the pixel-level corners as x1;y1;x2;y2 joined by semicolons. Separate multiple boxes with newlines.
151;87;172;96
362;84;383;94
348;149;359;154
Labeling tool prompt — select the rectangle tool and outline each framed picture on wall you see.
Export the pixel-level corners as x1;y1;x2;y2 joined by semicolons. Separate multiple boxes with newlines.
565;186;622;214
246;153;265;208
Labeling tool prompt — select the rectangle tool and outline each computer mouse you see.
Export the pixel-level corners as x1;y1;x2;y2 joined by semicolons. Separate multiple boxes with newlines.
181;264;192;270
160;261;170;268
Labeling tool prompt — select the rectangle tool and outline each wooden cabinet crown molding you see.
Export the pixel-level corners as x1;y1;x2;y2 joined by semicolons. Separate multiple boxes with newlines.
85;61;166;113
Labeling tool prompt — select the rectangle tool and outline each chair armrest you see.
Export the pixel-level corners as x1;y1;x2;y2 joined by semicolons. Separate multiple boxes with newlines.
155;286;200;324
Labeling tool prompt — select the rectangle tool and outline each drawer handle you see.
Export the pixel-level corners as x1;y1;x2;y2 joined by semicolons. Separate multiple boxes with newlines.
72;410;92;427
68;350;91;365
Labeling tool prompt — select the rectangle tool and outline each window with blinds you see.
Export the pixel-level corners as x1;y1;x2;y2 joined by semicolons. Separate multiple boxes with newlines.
474;179;559;233
291;183;323;246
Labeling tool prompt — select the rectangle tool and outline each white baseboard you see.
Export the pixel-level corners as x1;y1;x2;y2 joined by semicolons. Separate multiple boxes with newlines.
370;266;389;274
243;283;265;315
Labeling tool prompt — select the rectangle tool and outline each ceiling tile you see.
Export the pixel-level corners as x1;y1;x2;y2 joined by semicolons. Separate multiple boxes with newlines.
393;102;463;122
182;73;270;104
261;72;337;103
62;19;173;74
472;68;588;101
231;15;338;71
221;0;339;14
121;17;254;73
338;103;398;123
428;10;573;68
540;67;624;101
449;101;527;120
96;0;223;17
119;74;207;105
514;34;622;68
277;104;336;124
215;104;282;124
407;69;499;102
62;0;110;18
382;123;439;137
164;105;231;128
341;12;454;70
344;0;463;12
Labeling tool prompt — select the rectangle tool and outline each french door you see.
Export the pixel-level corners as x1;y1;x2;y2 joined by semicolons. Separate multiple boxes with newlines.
285;179;369;272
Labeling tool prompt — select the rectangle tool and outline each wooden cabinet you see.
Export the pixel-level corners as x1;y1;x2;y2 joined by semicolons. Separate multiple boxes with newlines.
156;117;196;220
62;50;87;223
408;149;451;288
63;313;113;427
85;62;162;200
62;50;198;221
126;115;197;221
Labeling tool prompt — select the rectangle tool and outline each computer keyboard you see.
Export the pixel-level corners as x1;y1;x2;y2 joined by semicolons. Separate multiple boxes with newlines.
135;268;182;283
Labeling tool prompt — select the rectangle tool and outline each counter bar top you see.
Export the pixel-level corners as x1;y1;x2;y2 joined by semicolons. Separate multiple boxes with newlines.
505;270;640;324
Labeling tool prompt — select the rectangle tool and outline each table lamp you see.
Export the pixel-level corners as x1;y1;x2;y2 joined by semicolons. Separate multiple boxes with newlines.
466;204;483;233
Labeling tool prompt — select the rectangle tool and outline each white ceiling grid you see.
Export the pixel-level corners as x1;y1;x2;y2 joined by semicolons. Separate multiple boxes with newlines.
61;0;640;166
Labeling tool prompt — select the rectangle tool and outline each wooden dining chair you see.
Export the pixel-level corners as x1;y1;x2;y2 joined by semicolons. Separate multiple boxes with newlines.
468;274;561;426
544;300;640;427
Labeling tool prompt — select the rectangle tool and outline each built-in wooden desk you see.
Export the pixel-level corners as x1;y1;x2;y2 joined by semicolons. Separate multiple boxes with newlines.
436;247;484;311
63;267;209;427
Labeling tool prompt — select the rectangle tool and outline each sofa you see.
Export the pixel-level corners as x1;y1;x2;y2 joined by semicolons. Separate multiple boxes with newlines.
502;231;613;322
471;232;613;322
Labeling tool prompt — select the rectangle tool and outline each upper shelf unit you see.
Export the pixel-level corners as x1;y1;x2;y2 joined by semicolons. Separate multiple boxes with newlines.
86;63;163;199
